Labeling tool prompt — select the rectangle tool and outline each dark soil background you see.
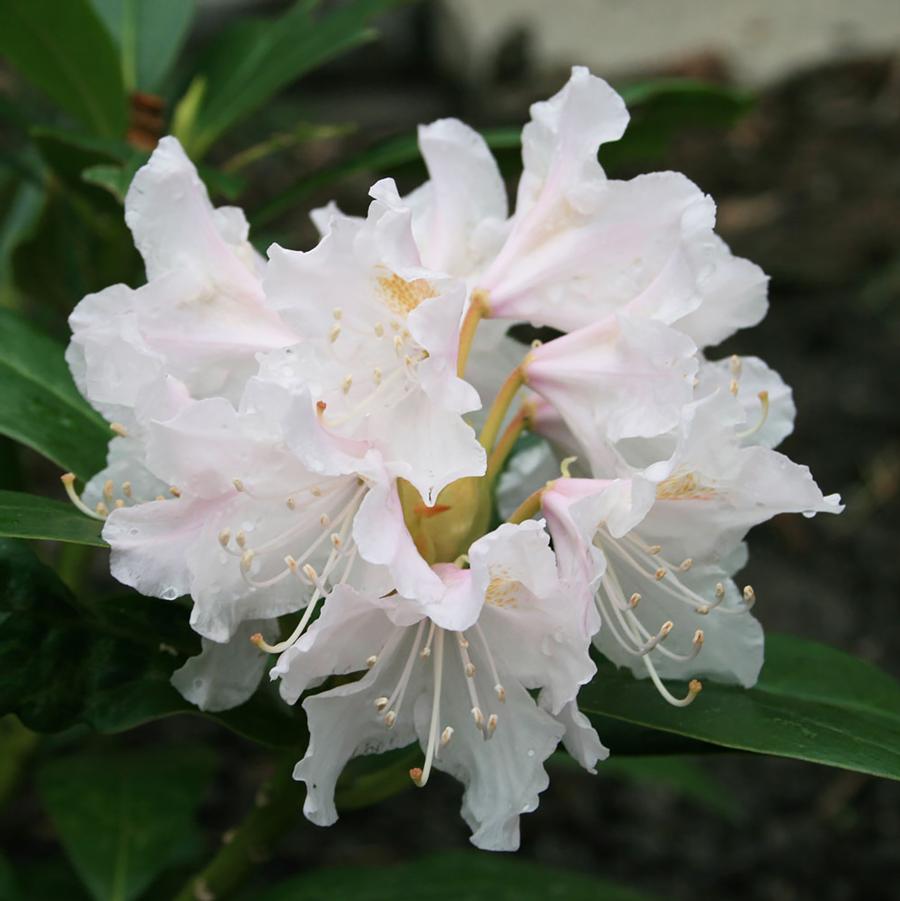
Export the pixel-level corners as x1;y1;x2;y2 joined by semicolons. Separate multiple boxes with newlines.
3;5;899;900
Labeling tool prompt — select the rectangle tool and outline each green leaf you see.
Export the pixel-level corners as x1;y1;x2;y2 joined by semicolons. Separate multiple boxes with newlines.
581;634;900;781
0;716;39;808
0;0;127;138
0;540;307;747
253;852;653;901
0;308;109;480
37;748;216;901
90;0;196;93
174;0;406;159
0;491;105;546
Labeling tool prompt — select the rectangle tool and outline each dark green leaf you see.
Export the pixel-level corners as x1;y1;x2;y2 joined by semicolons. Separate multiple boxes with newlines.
253;852;653;901
174;0;406;158
0;716;39;808
0;490;105;549
0;169;45;306
581;634;900;781
90;0;196;93
0;540;306;747
0;309;109;480
0;0;127;137
37;748;216;901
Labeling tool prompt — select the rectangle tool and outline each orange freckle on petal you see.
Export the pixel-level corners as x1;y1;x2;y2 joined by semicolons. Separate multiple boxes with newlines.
414;503;451;519
377;272;437;316
316;400;327;413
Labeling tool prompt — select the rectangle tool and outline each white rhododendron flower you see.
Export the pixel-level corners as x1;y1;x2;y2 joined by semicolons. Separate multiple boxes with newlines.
61;66;842;850
272;520;599;851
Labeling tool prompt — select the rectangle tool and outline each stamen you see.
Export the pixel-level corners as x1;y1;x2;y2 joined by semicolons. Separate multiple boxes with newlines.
736;390;770;439
637;620;673;655
680;558;693;571
286;496;296;510
218;529;231;548
374;696;389;712
382;621;427;726
374;322;384;337
110;422;128;437
236;531;246;548
114;499;125;509
420;622;436;658
373;367;382;385
440;726;454;746
329;324;341;343
560;456;577;478
240;550;255;572
103;480;114;500
61;473;106;521
411;628;444;788
332;307;343;320
742;585;756;609
472;623;505;702
366;655;378;668
644;653;703;707
233;478;245;492
456;631;486;730
95;501;109;517
341;374;352;395
122;481;132;498
629;592;641;608
486;713;498;738
169;486;181;498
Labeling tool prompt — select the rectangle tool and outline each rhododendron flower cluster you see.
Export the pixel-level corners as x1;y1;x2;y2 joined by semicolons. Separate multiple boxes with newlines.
63;67;841;851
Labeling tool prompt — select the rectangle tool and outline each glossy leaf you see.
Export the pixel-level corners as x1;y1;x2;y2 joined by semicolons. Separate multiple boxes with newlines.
0;309;109;480
90;0;196;93
0;491;104;546
37;748;215;901
0;540;306;747
581;634;900;781
174;0;405;158
0;0;127;137
253;852;653;901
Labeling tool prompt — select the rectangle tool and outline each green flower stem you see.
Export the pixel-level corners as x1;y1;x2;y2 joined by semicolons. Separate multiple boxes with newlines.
506;486;545;525
478;364;525;454
172;755;304;901
455;290;489;378
485;401;534;484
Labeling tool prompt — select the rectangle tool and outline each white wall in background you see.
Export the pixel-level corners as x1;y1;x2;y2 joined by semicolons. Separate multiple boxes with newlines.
440;0;900;84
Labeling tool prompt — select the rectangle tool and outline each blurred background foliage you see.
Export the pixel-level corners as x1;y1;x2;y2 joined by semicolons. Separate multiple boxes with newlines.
0;1;899;899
